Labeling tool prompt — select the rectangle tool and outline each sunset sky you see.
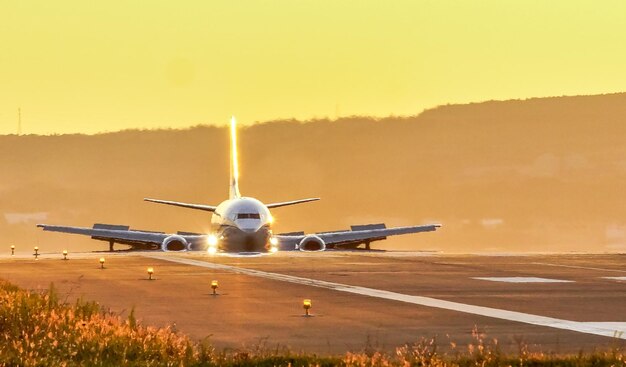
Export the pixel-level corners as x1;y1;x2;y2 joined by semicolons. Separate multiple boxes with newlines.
2;1;626;134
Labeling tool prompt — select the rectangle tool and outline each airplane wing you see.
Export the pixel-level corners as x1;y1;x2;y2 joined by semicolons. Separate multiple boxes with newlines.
143;198;217;212
276;223;441;251
266;198;320;209
36;224;207;250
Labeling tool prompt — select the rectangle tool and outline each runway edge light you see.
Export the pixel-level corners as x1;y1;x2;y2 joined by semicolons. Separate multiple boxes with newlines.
147;267;154;280
303;299;312;316
34;246;39;260
62;250;68;260
99;257;105;269
10;245;15;256
211;280;218;295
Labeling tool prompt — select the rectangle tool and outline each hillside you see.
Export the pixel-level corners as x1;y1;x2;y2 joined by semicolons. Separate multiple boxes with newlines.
2;93;626;253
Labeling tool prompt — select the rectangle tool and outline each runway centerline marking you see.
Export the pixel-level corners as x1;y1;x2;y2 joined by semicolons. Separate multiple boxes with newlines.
473;277;574;283
532;262;626;273
145;254;626;340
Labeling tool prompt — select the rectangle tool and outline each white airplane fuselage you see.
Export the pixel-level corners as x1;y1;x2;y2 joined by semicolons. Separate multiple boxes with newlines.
211;197;274;252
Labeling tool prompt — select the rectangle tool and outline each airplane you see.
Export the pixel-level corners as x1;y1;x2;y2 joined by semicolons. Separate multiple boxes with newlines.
37;117;441;254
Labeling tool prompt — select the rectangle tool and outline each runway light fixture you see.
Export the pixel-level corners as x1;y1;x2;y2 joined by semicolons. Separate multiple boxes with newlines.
303;299;312;316
147;267;154;280
99;257;105;269
211;280;218;295
62;250;68;260
34;246;39;260
270;246;278;254
10;245;15;256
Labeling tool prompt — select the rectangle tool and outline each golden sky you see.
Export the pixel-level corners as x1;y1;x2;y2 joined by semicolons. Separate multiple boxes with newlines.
1;1;626;134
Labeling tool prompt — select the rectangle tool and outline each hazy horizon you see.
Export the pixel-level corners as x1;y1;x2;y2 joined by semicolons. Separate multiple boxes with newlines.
2;93;626;254
3;92;625;136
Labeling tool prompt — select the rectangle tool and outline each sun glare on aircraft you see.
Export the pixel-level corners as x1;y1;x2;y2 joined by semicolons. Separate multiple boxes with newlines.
207;234;218;254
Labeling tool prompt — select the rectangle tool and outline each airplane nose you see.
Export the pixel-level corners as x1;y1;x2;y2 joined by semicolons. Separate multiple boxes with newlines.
236;221;262;233
239;226;257;233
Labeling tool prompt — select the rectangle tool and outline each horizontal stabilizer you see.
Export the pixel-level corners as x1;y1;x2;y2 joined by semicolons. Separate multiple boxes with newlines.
266;198;320;209
144;198;217;212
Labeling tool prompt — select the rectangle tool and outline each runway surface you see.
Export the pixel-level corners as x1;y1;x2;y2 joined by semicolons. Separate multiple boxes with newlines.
1;251;625;354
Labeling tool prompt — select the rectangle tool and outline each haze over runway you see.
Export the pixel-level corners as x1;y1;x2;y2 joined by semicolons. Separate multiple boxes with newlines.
2;252;624;354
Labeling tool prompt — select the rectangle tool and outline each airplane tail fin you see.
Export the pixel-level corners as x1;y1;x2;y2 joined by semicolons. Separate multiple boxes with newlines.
229;116;241;199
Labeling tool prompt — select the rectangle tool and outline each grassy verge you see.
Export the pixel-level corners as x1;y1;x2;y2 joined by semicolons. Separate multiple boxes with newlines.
0;279;624;366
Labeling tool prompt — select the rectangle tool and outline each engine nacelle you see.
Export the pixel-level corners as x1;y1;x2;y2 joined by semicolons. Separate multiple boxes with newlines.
298;235;326;252
161;235;190;252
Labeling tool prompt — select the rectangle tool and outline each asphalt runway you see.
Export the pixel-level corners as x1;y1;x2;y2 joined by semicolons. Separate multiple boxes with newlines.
1;251;625;354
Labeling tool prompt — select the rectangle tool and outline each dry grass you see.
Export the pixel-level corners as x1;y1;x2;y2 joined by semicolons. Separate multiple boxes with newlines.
0;279;624;366
0;280;201;366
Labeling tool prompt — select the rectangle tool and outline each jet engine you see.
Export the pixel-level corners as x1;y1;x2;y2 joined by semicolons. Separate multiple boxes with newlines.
161;235;189;252
298;235;326;252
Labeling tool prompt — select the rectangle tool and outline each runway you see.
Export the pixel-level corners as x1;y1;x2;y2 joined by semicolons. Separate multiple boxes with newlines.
1;251;624;354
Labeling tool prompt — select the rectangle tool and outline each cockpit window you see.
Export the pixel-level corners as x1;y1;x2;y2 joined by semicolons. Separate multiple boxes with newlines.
237;213;261;219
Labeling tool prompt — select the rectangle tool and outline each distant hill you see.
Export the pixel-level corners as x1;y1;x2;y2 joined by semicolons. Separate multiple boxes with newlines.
2;93;626;253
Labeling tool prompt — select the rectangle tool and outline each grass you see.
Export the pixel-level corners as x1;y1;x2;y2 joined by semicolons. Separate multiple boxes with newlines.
0;279;624;366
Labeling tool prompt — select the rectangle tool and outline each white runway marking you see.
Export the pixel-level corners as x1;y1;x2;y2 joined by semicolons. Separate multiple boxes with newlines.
473;277;574;283
581;322;626;335
146;254;626;340
532;262;626;273
602;276;626;281
360;251;441;258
